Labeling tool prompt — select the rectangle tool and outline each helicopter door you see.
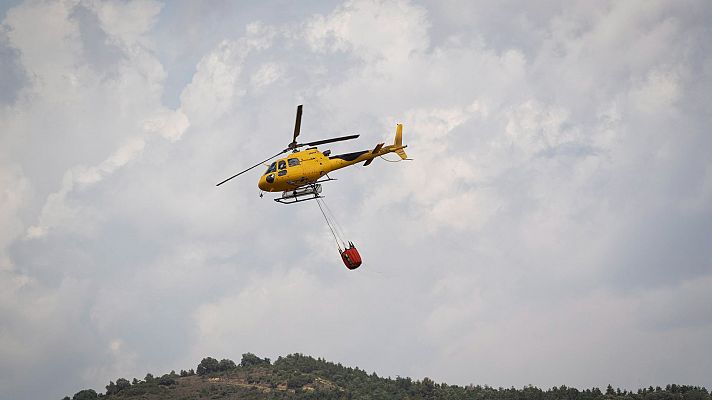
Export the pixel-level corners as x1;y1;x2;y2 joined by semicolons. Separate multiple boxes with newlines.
278;159;287;176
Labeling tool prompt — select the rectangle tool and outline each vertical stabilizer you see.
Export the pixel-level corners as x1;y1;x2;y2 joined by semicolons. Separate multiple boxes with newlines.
394;124;403;147
393;124;407;160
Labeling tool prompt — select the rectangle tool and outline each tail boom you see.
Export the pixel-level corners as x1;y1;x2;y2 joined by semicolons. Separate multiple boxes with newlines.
325;124;408;171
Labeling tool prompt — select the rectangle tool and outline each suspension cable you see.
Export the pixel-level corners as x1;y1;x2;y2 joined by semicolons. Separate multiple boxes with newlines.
321;198;348;245
316;198;343;251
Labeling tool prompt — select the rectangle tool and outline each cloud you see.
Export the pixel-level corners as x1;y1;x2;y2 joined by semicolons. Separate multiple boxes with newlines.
2;1;82;89
636;275;712;331
628;68;681;115
26;137;146;239
2;1;712;399
142;108;189;141
304;0;430;62
0;28;27;105
0;166;29;269
250;62;283;89
88;0;163;48
179;22;276;126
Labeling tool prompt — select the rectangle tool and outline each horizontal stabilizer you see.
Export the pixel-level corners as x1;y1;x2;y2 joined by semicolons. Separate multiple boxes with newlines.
363;143;384;166
395;146;408;160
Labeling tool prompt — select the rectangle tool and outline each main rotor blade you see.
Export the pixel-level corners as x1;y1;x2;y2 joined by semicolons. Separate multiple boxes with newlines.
216;150;285;187
302;134;359;148
291;104;303;149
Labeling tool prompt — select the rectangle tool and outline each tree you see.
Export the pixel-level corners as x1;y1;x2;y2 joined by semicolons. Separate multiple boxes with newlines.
197;357;220;375
241;353;270;367
115;378;131;392
396;376;412;391
421;376;436;398
218;358;237;371
144;373;154;382
72;389;98;400
105;381;117;396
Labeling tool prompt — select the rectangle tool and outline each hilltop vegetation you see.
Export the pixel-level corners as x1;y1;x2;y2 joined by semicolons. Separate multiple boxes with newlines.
64;353;711;400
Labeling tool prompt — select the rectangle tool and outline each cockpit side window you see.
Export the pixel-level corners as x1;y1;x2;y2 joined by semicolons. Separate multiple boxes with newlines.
288;158;300;167
278;160;287;170
264;162;276;175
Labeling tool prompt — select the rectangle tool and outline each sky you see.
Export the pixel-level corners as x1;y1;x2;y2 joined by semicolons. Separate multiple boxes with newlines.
1;0;711;399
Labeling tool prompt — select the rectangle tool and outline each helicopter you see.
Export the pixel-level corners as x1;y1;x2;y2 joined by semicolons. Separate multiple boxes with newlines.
216;105;408;204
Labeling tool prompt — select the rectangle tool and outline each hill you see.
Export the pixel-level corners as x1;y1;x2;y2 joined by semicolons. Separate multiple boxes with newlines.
65;353;711;400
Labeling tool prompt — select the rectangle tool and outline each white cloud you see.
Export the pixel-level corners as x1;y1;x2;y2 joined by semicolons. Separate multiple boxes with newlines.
179;23;276;127
179;40;244;125
304;0;429;63
250;62;282;89
2;1;83;90
629;68;681;115
0;166;29;269
88;0;163;48
504;100;577;156
142;108;190;141
26;136;146;239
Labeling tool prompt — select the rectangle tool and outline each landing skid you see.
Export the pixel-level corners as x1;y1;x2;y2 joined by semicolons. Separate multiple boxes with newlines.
275;184;323;204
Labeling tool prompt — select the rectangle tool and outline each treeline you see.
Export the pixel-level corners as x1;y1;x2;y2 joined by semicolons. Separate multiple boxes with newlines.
65;353;271;400
63;353;711;400
66;368;190;400
263;354;711;400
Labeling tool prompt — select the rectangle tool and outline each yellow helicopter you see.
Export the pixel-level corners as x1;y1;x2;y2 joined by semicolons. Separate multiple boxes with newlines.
216;105;408;204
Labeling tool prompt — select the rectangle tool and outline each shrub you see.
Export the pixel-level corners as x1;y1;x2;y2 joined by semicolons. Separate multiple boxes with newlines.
158;375;176;386
287;373;313;389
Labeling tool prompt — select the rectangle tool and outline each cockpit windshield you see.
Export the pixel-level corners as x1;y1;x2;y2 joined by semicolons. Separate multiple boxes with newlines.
264;162;276;175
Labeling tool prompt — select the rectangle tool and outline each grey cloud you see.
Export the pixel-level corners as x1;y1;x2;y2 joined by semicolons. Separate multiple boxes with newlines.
0;31;27;105
2;1;712;399
604;209;712;290
634;275;712;331
70;4;125;78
